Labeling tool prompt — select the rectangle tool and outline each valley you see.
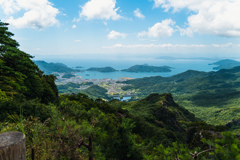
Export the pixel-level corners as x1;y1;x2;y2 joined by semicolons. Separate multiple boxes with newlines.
53;62;240;133
55;72;139;100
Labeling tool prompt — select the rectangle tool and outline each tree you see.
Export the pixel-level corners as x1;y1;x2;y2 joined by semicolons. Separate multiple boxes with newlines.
0;22;26;97
110;118;143;160
0;21;58;103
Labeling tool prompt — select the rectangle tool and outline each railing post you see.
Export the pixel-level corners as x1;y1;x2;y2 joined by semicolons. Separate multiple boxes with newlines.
89;133;93;160
31;148;34;160
0;132;26;160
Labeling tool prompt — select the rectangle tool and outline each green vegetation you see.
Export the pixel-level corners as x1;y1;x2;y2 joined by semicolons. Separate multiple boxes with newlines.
209;59;240;70
57;82;97;94
122;68;240;130
81;82;94;85
76;66;84;68
62;73;76;78
57;82;94;92
57;82;81;93
0;22;58;104
82;85;109;100
122;65;172;72
1;21;240;159
0;90;233;159
87;66;117;72
34;60;79;74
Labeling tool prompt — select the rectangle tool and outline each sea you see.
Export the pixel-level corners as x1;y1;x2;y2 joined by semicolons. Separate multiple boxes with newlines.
40;57;219;80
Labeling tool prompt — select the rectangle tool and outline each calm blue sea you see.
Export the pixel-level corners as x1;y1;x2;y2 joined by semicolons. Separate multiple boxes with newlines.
36;57;218;79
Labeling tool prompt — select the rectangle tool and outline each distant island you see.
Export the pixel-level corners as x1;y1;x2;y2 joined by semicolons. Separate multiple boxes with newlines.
34;60;79;74
121;65;172;72
87;66;118;72
209;59;240;70
62;73;76;78
75;66;84;68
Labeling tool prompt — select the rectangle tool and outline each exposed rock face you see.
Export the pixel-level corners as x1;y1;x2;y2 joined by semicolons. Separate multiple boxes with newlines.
0;132;26;160
141;93;189;132
141;93;162;103
164;93;175;105
154;101;185;132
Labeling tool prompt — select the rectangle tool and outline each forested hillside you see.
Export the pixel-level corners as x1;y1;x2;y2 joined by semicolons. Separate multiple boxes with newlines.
1;21;240;159
122;68;240;130
0;22;58;104
121;65;172;72
34;60;79;74
87;66;117;72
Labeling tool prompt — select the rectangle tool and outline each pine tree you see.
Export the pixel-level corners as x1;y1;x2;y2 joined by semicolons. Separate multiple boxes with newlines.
0;21;58;103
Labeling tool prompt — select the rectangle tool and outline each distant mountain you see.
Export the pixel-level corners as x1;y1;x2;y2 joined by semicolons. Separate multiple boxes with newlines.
62;73;76;78
75;66;84;68
87;66;118;72
34;60;79;74
209;59;240;70
121;66;240;130
122;65;172;72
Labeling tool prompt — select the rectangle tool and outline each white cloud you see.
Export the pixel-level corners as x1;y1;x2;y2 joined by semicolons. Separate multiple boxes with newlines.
0;0;20;15
103;43;234;49
134;8;145;19
75;40;81;42
177;26;193;37
139;39;147;41
72;25;77;29
108;30;127;39
80;0;121;20
0;0;59;29
103;43;207;49
138;19;175;38
153;0;240;37
103;22;108;26
153;0;166;8
72;18;80;23
211;43;233;48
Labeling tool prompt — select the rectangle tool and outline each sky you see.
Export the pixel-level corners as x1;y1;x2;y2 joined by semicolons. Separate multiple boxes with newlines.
0;0;240;60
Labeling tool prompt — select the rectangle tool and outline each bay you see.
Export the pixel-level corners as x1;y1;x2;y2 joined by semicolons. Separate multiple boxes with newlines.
73;59;216;79
39;57;217;80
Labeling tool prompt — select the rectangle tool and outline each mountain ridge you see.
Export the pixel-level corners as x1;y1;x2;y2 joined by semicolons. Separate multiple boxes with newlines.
34;60;79;74
209;59;240;70
121;66;240;130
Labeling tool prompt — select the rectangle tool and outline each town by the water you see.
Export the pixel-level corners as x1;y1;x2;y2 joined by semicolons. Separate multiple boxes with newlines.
55;72;138;99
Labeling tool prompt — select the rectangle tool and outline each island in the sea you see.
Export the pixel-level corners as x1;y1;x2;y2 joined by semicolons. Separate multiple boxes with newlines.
34;60;80;74
87;66;118;72
62;73;76;78
75;66;84;69
209;59;240;70
121;65;172;72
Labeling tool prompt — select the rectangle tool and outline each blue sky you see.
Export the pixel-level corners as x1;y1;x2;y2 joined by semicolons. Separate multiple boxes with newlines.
0;0;240;60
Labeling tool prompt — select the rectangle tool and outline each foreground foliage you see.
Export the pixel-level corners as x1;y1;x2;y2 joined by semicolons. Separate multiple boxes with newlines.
0;93;239;160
